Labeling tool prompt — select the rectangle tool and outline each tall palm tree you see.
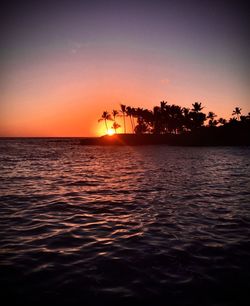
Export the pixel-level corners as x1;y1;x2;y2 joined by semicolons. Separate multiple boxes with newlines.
120;104;127;133
131;107;136;133
158;101;168;133
232;107;242;120
98;111;112;134
126;106;135;133
112;110;119;122
163;104;171;133
153;106;161;134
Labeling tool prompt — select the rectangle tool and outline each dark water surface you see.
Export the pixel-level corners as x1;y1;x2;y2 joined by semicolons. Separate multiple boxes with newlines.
0;139;250;305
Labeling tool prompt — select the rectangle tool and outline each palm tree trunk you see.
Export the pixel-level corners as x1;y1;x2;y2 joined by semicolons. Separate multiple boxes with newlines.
132;117;135;133
130;116;133;133
105;120;108;133
123;113;126;133
113;115;116;133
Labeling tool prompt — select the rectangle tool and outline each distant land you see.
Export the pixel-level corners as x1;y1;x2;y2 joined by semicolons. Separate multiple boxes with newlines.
80;128;250;146
83;102;250;146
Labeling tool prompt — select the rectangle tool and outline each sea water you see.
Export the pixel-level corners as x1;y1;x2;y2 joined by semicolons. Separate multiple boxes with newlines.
0;138;250;305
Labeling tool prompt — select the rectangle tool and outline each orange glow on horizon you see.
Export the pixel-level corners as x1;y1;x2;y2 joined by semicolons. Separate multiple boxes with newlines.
1;51;248;137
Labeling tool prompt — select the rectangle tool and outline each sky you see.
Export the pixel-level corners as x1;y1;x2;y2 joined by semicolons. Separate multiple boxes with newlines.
1;0;249;136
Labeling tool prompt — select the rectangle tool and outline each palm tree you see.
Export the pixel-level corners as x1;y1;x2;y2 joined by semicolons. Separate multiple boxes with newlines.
120;104;127;133
112;110;120;133
153;106;161;134
126;106;134;133
218;117;227;125
131;107;136;133
232;107;242;120
158;101;169;133
182;107;191;131
207;112;217;121
160;101;167;112
112;110;119;122
189;102;206;129
134;117;149;134
98;111;112;134
163;103;171;133
207;111;216;120
112;122;121;133
207;112;217;127
168;104;183;134
192;102;204;113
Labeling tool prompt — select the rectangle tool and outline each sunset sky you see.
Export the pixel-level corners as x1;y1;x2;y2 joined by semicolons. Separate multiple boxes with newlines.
1;0;249;136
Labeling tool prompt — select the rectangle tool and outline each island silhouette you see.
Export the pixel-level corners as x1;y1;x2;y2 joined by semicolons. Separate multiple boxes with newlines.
81;102;250;146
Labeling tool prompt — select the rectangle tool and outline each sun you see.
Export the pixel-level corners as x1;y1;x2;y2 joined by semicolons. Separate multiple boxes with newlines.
107;129;115;136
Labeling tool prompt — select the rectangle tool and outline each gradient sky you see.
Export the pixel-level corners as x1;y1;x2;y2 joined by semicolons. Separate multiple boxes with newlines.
1;0;249;136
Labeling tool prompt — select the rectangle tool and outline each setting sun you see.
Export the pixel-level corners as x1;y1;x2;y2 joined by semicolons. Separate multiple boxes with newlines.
107;129;115;136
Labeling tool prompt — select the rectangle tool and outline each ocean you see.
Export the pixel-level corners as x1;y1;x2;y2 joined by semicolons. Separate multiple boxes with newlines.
0;138;250;305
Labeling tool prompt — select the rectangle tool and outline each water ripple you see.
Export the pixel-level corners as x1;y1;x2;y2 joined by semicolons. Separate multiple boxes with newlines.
0;140;250;305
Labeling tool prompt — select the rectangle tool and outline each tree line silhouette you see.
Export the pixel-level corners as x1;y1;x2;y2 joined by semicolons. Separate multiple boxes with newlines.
98;102;249;135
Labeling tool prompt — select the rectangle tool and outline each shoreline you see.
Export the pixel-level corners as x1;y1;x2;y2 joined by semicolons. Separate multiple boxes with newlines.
80;129;250;146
